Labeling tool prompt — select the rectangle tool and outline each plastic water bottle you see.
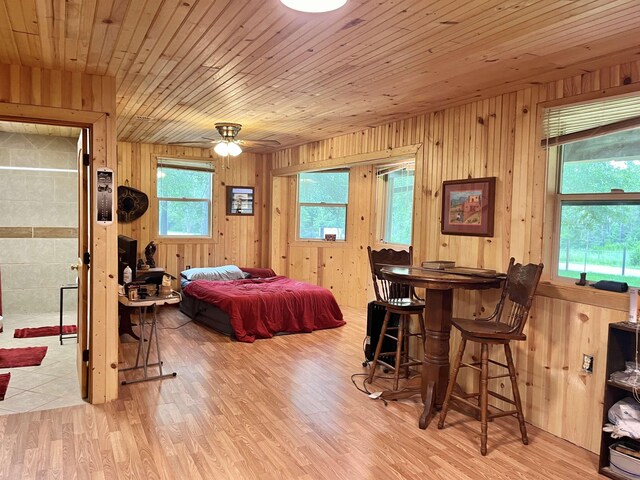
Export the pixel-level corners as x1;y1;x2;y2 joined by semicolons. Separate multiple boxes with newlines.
123;265;132;284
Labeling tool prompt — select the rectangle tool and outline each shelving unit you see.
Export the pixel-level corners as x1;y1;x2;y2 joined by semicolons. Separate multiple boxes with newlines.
600;322;640;479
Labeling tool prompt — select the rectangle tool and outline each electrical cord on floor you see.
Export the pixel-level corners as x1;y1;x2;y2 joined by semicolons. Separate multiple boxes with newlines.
351;373;373;395
361;335;370;367
351;373;392;406
159;318;192;330
357;335;423;407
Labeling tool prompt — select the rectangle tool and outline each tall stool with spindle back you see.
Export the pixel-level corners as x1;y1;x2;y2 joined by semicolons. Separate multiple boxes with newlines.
366;246;426;392
437;257;543;455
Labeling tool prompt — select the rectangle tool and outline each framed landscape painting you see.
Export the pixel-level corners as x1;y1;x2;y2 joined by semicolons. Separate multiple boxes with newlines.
441;177;496;237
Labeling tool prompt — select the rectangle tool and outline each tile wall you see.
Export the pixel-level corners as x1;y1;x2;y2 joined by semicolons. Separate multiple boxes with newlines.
0;132;79;314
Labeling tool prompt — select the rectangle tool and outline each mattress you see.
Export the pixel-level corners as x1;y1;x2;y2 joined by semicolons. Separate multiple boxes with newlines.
182;276;345;342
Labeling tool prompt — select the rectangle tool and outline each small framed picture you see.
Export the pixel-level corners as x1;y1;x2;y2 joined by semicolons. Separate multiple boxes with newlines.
226;186;254;216
441;177;496;237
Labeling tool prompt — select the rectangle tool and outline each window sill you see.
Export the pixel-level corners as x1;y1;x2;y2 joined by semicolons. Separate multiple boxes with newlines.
290;240;350;248
156;236;218;245
536;280;629;312
372;241;411;250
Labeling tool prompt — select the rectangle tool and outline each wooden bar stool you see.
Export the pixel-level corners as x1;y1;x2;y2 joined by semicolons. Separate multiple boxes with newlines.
366;246;426;392
437;258;543;455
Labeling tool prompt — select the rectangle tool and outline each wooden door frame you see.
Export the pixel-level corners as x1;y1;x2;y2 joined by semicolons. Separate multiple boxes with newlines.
0;103;119;403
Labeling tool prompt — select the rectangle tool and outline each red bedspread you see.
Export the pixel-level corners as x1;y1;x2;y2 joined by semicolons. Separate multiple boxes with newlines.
183;276;345;342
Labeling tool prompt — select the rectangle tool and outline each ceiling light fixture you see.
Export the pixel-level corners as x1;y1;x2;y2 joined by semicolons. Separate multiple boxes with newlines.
214;141;242;157
211;122;244;157
214;142;229;157
280;0;347;13
227;142;242;156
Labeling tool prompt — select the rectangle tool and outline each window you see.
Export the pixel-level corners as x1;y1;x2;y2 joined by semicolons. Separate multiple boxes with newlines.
553;128;640;285
376;163;414;245
298;170;349;240
157;158;214;237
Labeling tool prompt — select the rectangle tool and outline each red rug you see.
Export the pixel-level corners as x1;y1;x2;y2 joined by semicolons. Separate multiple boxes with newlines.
0;346;48;368
0;373;9;400
14;325;77;338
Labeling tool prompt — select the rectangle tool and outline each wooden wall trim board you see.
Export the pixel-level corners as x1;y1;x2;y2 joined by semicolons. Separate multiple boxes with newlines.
537;82;640;110
536;282;629;312
0;108;104;125
151;153;221;247
269;59;640;453
271;145;420;176
0;64;118;404
0;227;78;238
0;65;115;114
88;114;118;404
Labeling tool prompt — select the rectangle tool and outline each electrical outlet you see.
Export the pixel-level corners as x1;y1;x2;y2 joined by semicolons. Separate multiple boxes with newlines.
582;354;594;374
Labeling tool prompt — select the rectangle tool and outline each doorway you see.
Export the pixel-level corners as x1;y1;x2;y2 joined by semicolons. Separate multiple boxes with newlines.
0;120;86;414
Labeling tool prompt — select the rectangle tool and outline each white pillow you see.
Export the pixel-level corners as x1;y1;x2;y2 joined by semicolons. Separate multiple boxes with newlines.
181;265;245;282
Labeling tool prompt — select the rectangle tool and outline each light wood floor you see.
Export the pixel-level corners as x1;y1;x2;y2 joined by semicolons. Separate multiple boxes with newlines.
0;305;604;479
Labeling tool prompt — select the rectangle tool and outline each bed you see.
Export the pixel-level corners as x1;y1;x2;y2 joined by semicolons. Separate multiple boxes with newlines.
180;265;345;342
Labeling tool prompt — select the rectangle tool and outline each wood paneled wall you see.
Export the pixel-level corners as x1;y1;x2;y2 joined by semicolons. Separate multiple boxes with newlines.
117;142;270;284
270;60;640;452
0;64;115;112
0;63;118;404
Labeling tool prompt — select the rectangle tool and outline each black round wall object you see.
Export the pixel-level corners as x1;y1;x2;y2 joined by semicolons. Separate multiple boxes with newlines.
117;186;149;223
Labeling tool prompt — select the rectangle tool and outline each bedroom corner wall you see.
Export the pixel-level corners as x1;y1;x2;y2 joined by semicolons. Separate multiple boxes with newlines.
117;142;270;283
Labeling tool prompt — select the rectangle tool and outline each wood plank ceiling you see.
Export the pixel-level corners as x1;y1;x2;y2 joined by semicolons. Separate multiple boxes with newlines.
1;0;640;150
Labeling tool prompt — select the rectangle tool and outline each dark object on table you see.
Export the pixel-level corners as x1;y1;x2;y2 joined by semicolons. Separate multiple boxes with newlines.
438;257;544;456
137;259;145;270
592;280;628;293
145;241;156;268
576;272;588;286
366;246;425;392
117;185;149;223
117;235;137;284
137;269;166;286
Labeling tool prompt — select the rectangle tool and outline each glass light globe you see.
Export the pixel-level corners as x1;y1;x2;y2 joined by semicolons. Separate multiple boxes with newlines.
214;142;229;156
280;0;347;13
227;142;242;157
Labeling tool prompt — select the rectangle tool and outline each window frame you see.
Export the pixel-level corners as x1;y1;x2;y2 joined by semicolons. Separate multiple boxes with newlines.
374;162;415;246
549;136;640;285
155;156;215;241
296;169;350;242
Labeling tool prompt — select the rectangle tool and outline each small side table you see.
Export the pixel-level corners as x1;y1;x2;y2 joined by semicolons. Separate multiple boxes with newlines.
118;292;181;385
59;284;78;345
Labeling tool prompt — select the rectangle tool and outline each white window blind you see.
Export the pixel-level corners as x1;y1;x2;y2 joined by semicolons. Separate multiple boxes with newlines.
157;157;215;173
376;161;415;177
541;93;640;147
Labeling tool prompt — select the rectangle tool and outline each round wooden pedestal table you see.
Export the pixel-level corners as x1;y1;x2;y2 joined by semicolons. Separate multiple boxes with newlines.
379;266;503;429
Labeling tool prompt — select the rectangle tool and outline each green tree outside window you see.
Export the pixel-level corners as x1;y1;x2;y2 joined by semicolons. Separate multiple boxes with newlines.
157;161;213;237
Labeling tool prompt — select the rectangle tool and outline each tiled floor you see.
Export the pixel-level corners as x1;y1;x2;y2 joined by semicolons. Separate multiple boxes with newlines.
0;310;84;415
